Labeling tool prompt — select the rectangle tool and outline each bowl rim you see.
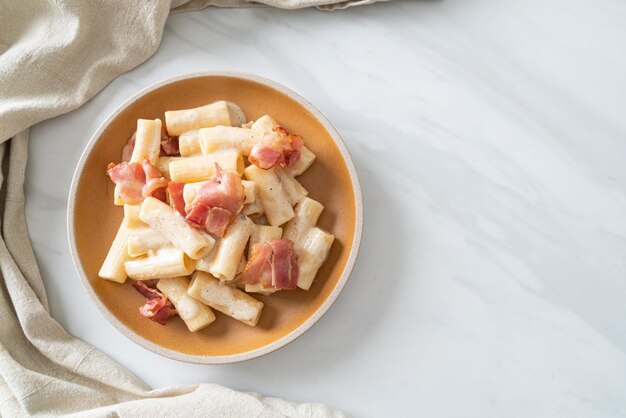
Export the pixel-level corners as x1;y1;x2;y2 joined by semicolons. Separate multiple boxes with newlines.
67;71;363;364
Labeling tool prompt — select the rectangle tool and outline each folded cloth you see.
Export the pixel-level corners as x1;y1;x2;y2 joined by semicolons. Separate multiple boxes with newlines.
0;0;387;416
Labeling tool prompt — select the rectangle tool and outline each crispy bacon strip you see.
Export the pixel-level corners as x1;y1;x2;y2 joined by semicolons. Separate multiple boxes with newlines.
141;160;168;201
107;159;167;204
241;243;272;286
249;126;303;170
133;280;161;299
205;207;233;238
168;181;186;217
139;298;178;325
241;239;298;290
107;161;145;204
185;163;244;237
271;239;298;290
133;281;177;325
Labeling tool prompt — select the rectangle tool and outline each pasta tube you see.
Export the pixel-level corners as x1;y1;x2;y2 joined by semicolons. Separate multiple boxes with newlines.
98;218;130;283
289;146;316;176
225;101;247;127
242;200;263;217
188;271;264;326
178;130;201;157
198;126;257;155
251;115;315;176
209;215;253;281
113;185;124;206
123;204;144;229
125;247;194;280
154;156;180;180
182;181;207;208
283;197;324;251
195;253;213;273
169;150;243;183
241;180;256;204
236;254;247;275
139;196;214;260
275;167;308;205
248;225;282;258
296;227;334;290
250;115;277;134
131;119;162;164
127;226;171;258
245;225;282;295
243;165;294;226
164;101;231;136
156;277;216;332
240;180;261;216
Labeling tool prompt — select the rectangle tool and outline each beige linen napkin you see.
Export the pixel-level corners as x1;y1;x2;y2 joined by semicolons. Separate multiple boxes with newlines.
0;0;386;416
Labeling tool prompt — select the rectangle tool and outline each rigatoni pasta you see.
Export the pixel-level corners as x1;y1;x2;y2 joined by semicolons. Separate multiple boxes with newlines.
178;130;201;157
243;165;294;226
164;101;231;136
188;271;264;326
275;167;308;205
283;197;324;251
127;226;171;258
169;150;243;183
199;126;257;155
209;215;253;281
252;115;316;176
139;196;215;260
131;119;162;164
154;156;180;180
125;247;194;280
289;145;316;176
295;227;334;290
98;219;130;283
100;100;335;332
156;277;216;332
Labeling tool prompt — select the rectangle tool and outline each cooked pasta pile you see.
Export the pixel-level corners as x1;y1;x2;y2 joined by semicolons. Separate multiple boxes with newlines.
99;100;334;331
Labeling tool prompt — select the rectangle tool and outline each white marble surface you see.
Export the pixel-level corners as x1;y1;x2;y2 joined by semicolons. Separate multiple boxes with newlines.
25;1;626;416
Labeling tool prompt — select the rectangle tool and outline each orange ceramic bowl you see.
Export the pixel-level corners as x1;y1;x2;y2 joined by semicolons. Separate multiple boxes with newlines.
68;72;363;364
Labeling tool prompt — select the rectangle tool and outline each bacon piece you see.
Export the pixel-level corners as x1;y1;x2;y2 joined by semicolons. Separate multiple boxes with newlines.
150;187;167;203
143;178;168;198
185;204;209;228
192;165;244;214
133;281;177;325
160;126;180;156
107;159;167;204
205;207;233;237
139;298;178;325
186;204;233;238
270;239;298;290
107;161;145;204
141;159;161;179
241;239;298;290
241;243;272;285
249;126;303;170
141;159;168;201
121;132;136;162
133;280;161;299
185;163;244;235
168;181;186;217
216;165;246;214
